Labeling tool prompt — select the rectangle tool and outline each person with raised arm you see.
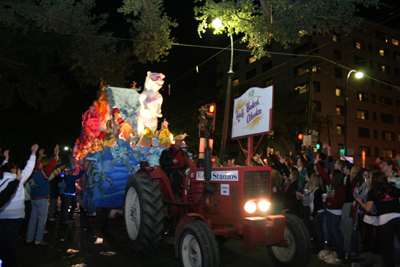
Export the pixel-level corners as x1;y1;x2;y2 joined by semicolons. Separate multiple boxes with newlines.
0;150;20;208
26;144;59;246
0;144;38;267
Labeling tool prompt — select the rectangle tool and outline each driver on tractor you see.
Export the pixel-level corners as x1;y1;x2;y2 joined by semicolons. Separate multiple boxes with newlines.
159;134;190;200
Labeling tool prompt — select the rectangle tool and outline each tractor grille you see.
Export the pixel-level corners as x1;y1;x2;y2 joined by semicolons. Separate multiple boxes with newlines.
244;171;270;198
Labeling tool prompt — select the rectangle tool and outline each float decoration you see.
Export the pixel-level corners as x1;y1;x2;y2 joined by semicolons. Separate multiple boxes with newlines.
73;72;170;214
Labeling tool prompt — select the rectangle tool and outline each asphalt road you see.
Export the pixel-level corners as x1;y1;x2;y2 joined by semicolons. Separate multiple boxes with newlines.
14;210;353;267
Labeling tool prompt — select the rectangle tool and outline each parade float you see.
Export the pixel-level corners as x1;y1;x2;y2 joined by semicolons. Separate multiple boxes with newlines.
74;72;172;215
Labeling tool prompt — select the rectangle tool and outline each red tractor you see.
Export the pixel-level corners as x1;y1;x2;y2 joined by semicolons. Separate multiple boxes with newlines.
123;151;311;266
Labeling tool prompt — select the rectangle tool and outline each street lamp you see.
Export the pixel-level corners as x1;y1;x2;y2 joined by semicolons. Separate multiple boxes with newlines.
344;70;363;156
212;18;234;164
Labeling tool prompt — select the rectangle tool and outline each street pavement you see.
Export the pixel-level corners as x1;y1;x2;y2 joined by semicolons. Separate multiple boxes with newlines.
12;210;353;267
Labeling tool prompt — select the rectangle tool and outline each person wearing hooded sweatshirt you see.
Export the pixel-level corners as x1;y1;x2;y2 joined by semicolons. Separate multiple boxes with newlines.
0;150;20;209
26;144;59;245
0;144;38;267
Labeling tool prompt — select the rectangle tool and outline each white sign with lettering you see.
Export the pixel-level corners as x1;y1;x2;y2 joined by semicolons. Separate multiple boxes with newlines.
196;171;239;181
221;184;229;195
232;86;273;138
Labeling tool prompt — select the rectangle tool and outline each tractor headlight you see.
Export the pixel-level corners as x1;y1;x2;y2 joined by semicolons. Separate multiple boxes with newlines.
244;201;257;213
258;200;271;211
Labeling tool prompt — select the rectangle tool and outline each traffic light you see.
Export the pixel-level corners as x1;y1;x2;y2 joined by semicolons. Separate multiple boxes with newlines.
316;143;321;149
198;105;207;131
297;133;303;140
205;103;216;133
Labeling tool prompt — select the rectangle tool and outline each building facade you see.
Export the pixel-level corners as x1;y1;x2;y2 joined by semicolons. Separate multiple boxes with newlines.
216;19;400;166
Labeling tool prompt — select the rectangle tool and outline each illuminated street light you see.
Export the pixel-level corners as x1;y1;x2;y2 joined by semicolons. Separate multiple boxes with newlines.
344;70;363;156
212;18;222;29
64;146;69;151
212;18;234;163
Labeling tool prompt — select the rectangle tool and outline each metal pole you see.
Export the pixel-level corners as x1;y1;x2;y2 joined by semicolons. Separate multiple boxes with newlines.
219;31;234;164
344;70;355;156
308;69;313;133
327;113;331;146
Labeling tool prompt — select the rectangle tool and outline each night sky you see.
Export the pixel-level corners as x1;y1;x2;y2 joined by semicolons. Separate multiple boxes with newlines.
0;0;399;163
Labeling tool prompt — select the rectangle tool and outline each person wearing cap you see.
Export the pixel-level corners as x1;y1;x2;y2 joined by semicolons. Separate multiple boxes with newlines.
159;134;189;199
170;135;189;195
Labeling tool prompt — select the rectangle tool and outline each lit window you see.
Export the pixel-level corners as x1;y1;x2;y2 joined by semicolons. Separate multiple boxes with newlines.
356;42;361;49
393;39;399;46
382;65;386;72
383;149;393;158
298;67;308;76
232;79;239;87
337;125;344;135
265;78;273;86
336;87;343;97
383;131;394;141
336;106;344;116
357;110;367;120
299;86;307;94
248;56;256;64
358;92;368;102
312;66;318;72
379;49;385;56
333;35;337;42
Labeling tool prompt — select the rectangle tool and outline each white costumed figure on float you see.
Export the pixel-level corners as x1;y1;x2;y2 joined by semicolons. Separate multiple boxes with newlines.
137;71;165;136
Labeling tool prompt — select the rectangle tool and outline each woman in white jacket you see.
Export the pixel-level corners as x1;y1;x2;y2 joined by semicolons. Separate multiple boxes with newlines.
0;144;38;267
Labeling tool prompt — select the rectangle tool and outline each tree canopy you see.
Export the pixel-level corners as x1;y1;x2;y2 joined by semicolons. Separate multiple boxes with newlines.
0;0;176;111
195;0;381;59
0;0;383;112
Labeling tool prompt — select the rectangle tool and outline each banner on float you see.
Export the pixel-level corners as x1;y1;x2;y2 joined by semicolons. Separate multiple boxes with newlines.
231;86;273;139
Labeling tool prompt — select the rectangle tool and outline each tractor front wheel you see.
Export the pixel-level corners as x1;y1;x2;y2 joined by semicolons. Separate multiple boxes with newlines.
179;220;219;267
267;213;311;267
124;172;164;252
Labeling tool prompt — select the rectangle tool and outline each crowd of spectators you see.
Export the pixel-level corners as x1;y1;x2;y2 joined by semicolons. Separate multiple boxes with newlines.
1;142;399;267
0;145;86;267
265;145;400;266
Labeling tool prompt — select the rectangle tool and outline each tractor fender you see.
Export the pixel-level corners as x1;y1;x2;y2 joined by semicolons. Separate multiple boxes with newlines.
137;167;175;201
174;213;207;258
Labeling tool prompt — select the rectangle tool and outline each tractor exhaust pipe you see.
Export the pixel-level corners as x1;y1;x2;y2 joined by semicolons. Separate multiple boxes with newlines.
204;128;217;193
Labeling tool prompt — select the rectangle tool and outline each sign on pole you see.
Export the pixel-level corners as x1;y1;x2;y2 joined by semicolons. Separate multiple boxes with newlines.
231;86;273;139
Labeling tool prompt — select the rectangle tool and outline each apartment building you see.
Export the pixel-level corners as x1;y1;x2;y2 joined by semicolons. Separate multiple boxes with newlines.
216;19;400;165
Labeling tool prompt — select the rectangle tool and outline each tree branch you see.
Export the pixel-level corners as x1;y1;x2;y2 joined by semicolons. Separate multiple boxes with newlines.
259;0;271;19
0;1;120;73
140;0;157;40
139;0;157;60
0;0;74;27
0;57;27;69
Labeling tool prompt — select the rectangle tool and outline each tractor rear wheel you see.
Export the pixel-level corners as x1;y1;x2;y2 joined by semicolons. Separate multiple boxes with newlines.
267;213;311;267
124;172;164;252
179;220;219;267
